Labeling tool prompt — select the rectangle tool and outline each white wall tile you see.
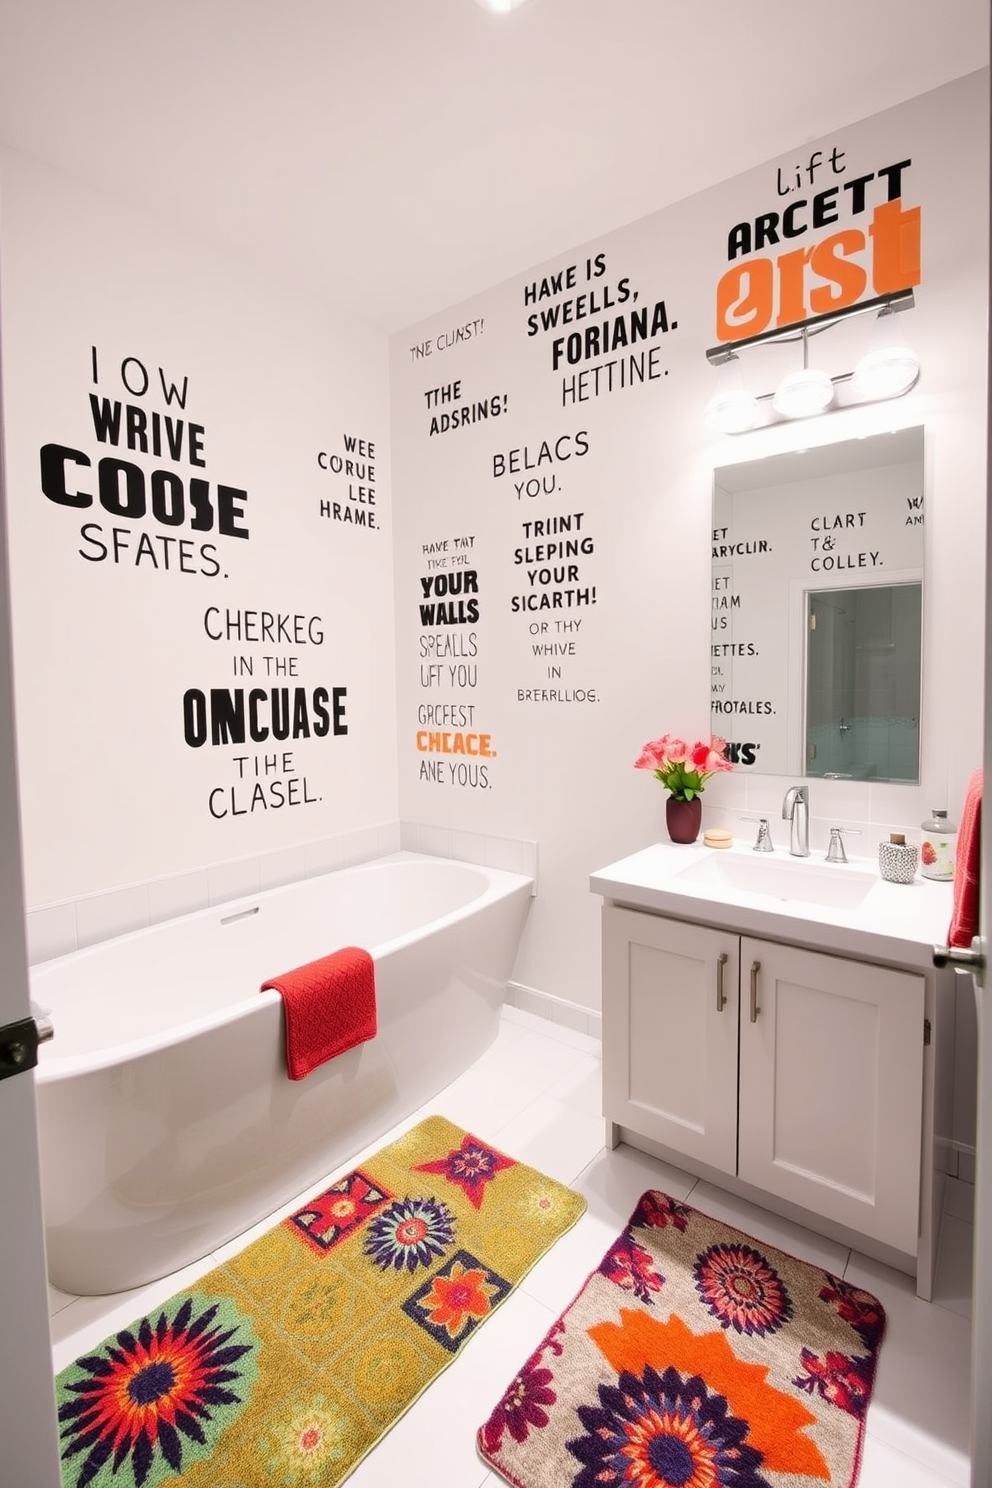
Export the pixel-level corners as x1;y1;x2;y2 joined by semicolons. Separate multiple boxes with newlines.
418;824;451;858
551;999;591;1037
872;776;952;830
304;836;344;877
512;984;548;1020
206;857;261;907
447;829;486;865
484;835;526;874
506;980;601;1044
399;820;421;852
377;820;402;856
25;903;77;964
706;771;749;809
75;885;150;949
258;846;306;891
146;870;210;925
340;826;381;866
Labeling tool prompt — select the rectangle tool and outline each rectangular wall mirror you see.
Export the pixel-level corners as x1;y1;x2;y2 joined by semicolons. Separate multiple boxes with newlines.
712;426;924;781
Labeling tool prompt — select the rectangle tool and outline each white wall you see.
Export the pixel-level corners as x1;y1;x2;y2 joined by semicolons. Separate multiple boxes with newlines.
389;70;989;1013
2;81;985;1017
0;147;398;917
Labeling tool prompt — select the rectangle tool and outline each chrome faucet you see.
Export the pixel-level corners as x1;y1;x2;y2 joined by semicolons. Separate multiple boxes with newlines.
742;816;774;852
782;785;810;857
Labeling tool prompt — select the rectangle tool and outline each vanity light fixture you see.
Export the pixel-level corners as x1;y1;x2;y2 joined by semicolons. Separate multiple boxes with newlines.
771;328;834;419
851;304;922;401
703;353;762;434
474;0;530;10
704;289;920;432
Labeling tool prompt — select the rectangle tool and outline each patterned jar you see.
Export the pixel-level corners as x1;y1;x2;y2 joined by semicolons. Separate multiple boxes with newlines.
878;834;918;884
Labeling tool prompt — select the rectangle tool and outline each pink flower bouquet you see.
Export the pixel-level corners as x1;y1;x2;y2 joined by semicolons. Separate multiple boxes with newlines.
634;733;733;801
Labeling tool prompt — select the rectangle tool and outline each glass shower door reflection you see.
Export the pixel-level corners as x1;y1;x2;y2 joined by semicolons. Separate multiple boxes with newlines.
805;583;922;783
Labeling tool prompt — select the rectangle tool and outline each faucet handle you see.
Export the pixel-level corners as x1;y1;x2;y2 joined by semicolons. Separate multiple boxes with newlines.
826;826;860;863
782;783;809;813
742;816;774;852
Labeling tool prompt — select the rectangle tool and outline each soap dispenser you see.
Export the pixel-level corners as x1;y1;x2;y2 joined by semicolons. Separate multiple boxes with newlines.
920;809;957;881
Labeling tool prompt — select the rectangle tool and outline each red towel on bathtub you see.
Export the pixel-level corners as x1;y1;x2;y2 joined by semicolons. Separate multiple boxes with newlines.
948;768;983;950
261;946;377;1080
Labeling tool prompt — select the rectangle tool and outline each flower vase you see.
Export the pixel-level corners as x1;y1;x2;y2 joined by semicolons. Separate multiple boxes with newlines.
666;795;702;845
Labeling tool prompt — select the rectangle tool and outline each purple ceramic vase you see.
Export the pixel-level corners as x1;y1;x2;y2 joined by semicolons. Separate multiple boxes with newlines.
666;794;702;845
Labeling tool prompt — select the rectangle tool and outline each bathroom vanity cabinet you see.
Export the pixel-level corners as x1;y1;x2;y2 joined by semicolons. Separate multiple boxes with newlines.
602;907;924;1256
592;843;958;1298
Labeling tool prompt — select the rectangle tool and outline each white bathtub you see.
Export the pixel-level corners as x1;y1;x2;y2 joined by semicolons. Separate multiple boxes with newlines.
32;852;533;1295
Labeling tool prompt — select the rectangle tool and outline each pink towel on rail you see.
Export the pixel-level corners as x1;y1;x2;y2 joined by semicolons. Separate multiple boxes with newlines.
948;768;982;950
262;946;377;1080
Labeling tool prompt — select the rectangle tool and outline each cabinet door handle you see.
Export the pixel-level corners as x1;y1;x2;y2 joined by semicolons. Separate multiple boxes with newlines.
716;952;728;1012
749;960;761;1022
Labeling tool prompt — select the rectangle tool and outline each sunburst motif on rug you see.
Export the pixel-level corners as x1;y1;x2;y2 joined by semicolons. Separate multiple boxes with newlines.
55;1116;586;1488
478;1190;886;1488
56;1292;259;1488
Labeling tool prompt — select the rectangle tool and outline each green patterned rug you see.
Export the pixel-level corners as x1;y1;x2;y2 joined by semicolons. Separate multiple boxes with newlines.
55;1115;586;1487
478;1190;886;1488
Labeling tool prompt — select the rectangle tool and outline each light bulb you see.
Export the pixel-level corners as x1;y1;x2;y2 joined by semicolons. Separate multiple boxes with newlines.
772;367;834;419
852;343;921;400
850;307;921;401
704;355;761;434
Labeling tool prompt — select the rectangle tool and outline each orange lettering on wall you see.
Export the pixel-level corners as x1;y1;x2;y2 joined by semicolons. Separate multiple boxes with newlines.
809;230;868;314
775;247;813;328
869;199;921;294
715;258;774;342
714;198;923;344
415;730;493;757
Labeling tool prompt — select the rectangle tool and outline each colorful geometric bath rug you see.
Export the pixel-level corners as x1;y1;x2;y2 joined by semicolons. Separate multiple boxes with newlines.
478;1189;886;1488
54;1115;586;1488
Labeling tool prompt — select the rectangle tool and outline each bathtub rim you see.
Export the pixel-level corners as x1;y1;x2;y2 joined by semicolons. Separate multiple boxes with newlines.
32;851;533;1082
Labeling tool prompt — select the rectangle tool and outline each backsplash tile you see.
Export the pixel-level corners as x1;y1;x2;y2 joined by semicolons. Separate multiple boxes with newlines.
147;870;211;925
25;820;535;961
304;836;345;877
446;829;487;866
507;980;601;1042
75;885;150;949
483;835;528;875
25;902;77;964
340;826;381;866
258;846;307;892
377;820;402;856
207;857;261;907
418;824;451;858
399;820;422;852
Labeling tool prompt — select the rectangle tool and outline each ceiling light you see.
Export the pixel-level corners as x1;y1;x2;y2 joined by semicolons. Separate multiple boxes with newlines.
704;354;761;434
474;0;529;11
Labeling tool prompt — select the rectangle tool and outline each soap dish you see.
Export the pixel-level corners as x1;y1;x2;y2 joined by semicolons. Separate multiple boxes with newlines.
703;829;733;850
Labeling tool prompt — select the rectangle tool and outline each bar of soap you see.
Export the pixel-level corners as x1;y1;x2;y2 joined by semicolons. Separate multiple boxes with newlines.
703;829;733;849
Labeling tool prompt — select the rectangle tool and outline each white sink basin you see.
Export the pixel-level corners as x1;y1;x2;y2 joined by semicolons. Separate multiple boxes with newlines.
674;852;877;909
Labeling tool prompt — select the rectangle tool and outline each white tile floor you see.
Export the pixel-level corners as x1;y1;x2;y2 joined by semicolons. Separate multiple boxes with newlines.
49;1006;974;1487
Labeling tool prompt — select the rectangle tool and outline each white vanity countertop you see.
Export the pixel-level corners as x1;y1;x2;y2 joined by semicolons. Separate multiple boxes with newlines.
590;841;957;970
